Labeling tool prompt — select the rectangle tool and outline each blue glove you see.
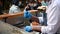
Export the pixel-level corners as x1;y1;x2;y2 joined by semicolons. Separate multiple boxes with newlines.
24;10;32;19
24;26;33;32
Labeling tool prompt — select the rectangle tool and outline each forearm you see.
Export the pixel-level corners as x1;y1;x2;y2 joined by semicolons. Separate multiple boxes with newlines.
32;26;41;32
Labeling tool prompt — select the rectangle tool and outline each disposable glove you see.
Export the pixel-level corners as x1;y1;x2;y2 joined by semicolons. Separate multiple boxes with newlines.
24;10;32;19
24;26;33;32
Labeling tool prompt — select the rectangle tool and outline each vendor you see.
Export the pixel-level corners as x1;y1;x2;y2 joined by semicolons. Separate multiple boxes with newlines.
24;0;60;34
25;0;42;10
9;0;21;13
36;0;42;7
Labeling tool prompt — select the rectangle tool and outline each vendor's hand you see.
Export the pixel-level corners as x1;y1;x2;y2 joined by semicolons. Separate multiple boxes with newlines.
24;26;41;32
24;26;33;32
24;10;32;19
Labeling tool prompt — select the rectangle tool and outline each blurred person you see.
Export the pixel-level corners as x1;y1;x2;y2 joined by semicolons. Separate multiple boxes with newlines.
36;0;42;7
25;0;35;10
41;0;50;6
44;0;50;6
25;0;42;10
24;0;42;23
9;0;21;13
8;0;24;26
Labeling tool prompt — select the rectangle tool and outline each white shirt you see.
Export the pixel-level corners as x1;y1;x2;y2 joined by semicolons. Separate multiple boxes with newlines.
9;5;20;14
38;0;60;34
8;5;23;25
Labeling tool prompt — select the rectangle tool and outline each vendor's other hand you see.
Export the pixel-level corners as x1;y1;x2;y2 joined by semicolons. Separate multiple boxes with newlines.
24;26;33;32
